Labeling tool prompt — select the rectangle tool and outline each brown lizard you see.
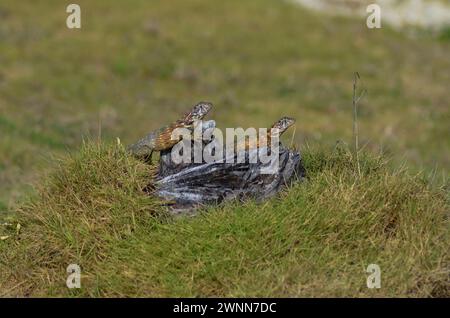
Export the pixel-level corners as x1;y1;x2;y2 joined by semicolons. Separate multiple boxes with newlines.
128;102;212;161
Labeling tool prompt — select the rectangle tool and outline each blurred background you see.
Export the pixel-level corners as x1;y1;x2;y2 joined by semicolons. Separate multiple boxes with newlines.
0;0;449;210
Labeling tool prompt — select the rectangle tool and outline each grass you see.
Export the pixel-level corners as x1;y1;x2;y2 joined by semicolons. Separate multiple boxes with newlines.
0;0;449;297
0;0;449;208
0;141;448;297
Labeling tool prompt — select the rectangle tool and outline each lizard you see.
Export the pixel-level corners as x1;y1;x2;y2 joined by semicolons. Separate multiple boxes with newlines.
128;101;212;161
235;116;296;152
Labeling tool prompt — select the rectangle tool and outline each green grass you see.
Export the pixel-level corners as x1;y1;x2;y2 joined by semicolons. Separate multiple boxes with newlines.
0;141;448;297
0;0;449;297
439;26;450;41
0;0;449;208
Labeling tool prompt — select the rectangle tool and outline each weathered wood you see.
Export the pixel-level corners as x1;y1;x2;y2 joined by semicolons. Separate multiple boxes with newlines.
156;140;304;212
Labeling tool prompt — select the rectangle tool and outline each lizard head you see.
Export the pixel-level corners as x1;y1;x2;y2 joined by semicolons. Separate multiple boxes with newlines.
183;102;213;125
270;117;296;135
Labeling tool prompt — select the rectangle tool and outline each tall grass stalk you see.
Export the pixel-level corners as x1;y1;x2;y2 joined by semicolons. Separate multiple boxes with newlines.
352;72;366;177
